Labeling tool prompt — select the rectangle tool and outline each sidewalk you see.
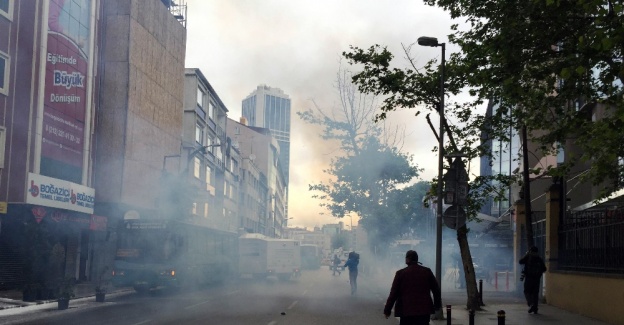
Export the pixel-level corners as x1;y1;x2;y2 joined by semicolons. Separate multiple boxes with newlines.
0;283;132;310
432;291;612;325
364;270;614;325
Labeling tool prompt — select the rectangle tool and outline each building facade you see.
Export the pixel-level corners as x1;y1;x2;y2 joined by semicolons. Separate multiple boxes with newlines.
227;118;286;237
227;118;268;234
241;85;291;218
181;68;229;231
0;0;102;289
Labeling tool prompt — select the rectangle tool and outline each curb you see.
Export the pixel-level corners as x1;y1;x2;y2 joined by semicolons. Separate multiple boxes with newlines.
0;288;134;310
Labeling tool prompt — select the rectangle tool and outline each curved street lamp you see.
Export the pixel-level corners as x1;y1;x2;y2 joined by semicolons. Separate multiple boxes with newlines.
418;35;445;320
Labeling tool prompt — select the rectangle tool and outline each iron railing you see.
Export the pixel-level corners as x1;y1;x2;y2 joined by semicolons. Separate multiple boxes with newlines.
532;211;546;260
558;207;624;274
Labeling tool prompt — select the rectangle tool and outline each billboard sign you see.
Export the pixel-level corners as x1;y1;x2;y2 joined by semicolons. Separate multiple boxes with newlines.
41;0;92;178
26;172;95;214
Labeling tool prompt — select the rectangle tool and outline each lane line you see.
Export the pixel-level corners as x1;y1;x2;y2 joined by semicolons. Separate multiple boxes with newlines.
185;299;212;310
268;321;277;325
288;300;298;310
302;289;308;296
226;289;241;295
132;320;151;325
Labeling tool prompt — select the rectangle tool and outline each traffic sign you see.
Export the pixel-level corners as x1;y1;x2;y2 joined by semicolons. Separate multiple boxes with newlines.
443;205;466;230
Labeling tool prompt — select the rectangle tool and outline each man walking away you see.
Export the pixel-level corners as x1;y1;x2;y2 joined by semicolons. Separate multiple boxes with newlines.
343;251;359;295
519;246;547;314
384;250;441;325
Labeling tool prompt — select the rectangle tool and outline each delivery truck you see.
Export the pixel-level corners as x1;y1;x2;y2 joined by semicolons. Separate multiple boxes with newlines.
239;233;301;280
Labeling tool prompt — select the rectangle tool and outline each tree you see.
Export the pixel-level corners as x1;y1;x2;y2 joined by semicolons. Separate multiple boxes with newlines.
342;0;623;309
343;45;487;310
298;64;422;250
331;232;348;251
446;0;622;194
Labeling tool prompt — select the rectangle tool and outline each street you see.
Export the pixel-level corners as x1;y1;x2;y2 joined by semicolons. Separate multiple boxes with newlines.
0;266;614;325
0;268;396;325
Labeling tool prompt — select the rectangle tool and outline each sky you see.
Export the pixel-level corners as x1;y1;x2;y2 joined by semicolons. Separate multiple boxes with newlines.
183;1;459;229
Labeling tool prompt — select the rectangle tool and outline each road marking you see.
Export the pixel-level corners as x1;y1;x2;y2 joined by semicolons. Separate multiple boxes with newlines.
226;290;240;295
302;289;308;296
132;320;151;325
288;300;298;309
268;321;277;325
185;299;212;310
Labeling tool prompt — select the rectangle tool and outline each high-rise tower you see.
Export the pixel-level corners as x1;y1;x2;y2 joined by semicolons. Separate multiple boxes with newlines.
242;85;291;185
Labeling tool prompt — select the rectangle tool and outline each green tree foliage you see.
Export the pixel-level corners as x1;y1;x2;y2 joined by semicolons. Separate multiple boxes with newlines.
364;181;432;244
342;0;623;312
346;0;624;199
298;65;422;249
331;232;349;250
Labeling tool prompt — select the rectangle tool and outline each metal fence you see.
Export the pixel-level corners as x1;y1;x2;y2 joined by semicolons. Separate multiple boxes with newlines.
520;211;546;260
532;211;546;258
558;207;624;274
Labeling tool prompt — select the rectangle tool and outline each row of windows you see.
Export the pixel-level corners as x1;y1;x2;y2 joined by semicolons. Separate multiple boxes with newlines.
191;202;210;218
0;52;7;95
197;87;216;122
0;0;10;94
264;95;291;132
242;97;257;125
0;0;12;20
195;123;222;160
224;180;236;199
193;157;214;186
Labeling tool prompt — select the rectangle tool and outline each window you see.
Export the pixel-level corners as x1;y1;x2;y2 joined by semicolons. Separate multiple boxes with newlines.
195;87;206;119
194;157;201;178
0;51;8;95
195;124;204;145
192;202;197;215
208;102;215;120
0;0;12;20
205;166;212;185
204;203;209;218
196;87;204;107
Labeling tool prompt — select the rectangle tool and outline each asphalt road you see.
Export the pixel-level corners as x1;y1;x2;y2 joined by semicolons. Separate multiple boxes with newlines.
0;268;399;325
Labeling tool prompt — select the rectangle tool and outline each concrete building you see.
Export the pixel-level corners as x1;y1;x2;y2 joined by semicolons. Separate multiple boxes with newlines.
242;85;291;219
0;0;102;289
227;118;268;234
227;117;286;237
95;0;186;222
181;68;229;231
289;228;331;255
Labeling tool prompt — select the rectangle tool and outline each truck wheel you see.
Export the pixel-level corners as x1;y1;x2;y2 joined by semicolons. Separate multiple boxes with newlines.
133;285;149;294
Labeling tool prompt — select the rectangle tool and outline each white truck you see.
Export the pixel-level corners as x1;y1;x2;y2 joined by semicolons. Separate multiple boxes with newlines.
239;233;301;280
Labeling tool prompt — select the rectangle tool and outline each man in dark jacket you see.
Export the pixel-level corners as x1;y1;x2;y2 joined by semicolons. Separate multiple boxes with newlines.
343;251;359;295
384;250;441;325
519;246;547;314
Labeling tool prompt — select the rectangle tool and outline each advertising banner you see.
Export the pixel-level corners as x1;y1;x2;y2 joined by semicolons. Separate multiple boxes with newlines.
26;172;95;214
41;0;92;178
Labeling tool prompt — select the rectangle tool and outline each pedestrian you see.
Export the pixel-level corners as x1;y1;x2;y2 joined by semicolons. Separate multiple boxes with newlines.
332;255;342;276
384;250;441;325
519;246;547;314
343;251;359;295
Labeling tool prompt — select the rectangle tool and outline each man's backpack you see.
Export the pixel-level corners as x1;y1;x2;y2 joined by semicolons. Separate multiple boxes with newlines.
525;256;546;277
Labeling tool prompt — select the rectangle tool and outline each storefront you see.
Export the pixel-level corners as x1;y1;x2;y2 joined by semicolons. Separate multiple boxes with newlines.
0;174;106;292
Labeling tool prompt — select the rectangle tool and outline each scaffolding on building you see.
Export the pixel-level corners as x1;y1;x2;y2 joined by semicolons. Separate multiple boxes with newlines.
162;0;187;28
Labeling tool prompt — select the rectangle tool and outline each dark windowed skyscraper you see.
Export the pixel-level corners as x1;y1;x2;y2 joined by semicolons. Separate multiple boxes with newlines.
242;85;291;185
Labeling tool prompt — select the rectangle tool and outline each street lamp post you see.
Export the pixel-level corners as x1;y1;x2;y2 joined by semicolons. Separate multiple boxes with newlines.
418;35;445;320
185;144;222;171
